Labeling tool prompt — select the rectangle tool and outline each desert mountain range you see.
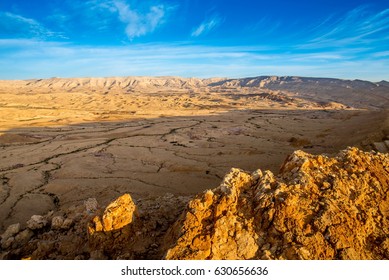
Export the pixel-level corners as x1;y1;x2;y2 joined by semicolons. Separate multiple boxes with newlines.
1;76;389;109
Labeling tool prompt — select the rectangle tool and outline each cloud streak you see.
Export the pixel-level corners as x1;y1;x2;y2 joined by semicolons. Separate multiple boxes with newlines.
303;6;389;50
191;15;221;37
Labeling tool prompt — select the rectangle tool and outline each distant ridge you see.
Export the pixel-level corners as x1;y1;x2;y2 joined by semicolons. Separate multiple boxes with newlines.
378;80;389;87
0;75;384;89
0;75;388;109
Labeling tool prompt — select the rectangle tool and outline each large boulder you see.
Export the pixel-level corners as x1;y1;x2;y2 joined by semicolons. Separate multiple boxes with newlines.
88;194;140;257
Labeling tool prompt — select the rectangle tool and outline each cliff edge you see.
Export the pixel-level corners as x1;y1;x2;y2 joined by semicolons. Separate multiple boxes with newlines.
1;147;388;260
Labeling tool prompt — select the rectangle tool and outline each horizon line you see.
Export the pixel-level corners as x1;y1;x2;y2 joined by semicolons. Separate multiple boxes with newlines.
0;74;387;83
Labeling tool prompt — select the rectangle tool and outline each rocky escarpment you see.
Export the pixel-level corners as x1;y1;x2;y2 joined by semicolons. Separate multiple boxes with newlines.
164;147;389;259
1;147;388;260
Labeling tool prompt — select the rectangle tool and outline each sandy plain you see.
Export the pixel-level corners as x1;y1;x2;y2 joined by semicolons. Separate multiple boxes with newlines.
0;76;388;231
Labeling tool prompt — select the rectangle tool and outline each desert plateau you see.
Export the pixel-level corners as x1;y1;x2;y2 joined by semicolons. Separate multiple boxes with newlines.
0;76;388;260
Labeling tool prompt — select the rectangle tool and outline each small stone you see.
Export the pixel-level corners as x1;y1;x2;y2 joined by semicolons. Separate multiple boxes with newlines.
373;142;388;153
262;243;271;250
322;181;331;190
252;169;263;180
262;250;273;260
61;218;73;230
14;229;34;246
27;215;48;230
51;216;65;230
84;198;99;214
1;223;21;240
298;247;311;259
1;237;14;250
284;232;294;243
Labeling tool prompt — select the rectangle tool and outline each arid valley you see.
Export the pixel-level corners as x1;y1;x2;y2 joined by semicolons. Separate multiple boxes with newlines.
0;76;388;259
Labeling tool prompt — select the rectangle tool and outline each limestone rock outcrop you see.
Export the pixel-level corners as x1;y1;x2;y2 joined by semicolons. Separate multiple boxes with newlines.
87;194;140;257
164;148;389;260
88;194;138;233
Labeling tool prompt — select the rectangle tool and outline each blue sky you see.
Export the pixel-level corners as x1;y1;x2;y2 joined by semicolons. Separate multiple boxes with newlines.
0;0;388;81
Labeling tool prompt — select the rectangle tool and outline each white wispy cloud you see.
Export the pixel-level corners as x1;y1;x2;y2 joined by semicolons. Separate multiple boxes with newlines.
247;16;281;37
87;0;118;13
372;51;389;58
303;6;389;49
0;12;57;39
113;0;169;39
191;15;221;37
